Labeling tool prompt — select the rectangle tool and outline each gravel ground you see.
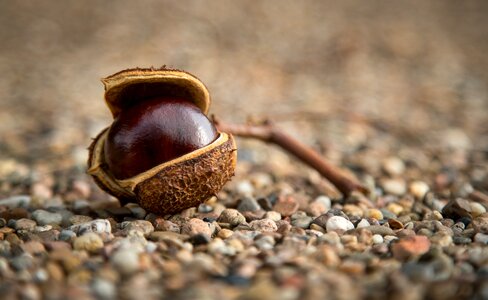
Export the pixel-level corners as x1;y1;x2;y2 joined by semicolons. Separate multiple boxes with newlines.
1;1;488;299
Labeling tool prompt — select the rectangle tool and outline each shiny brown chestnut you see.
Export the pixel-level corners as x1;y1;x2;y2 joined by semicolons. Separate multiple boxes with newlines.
87;68;237;215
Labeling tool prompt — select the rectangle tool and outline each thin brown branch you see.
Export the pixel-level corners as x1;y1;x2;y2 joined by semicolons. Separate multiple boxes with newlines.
213;116;368;197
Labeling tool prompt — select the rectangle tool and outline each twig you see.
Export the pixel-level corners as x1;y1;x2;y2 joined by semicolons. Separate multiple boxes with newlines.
213;116;368;197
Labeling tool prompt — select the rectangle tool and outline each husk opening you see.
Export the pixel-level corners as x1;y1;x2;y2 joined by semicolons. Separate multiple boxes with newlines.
102;68;211;118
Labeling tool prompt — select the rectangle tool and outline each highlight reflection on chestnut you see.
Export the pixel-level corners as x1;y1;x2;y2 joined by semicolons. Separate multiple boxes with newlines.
104;97;218;180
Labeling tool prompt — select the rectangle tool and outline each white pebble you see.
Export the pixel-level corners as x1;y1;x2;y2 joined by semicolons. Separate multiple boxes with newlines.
356;219;370;229
111;249;140;275
236;180;254;196
474;233;488;244
326;216;354;234
470;202;486;218
69;219;112;235
0;195;31;208
382;157;405;176
314;195;332;210
372;234;383;244
264;211;282;222
382;179;407;195
383;235;398;244
409;181;430;199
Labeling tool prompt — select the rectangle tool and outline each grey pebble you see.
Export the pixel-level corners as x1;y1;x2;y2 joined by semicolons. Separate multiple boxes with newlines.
291;215;313;229
10;253;34;271
32;210;63;226
364;225;395;236
92;278;117;300
237;197;261;212
0;195;31;208
218;209;246;227
59;229;77;241
474;233;488;244
13;218;37;231
111;249;140;275
120;220;154;237
249;219;277;232
69;219;112;235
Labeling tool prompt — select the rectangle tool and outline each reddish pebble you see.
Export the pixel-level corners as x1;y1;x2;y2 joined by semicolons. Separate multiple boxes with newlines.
392;235;430;260
273;196;299;217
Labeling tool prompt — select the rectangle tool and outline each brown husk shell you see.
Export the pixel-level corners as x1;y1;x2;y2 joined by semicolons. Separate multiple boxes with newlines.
87;131;237;215
102;67;211;118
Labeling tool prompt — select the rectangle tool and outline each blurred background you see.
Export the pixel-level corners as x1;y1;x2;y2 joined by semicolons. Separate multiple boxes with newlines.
0;0;487;190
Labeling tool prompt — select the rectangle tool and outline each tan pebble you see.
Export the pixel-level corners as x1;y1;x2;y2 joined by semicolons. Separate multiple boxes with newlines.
343;204;363;217
228;239;244;252
264;211;282;222
470;202;487;218
273;196;299;217
386;203;404;216
46;262;64;282
382;179;407;195
217;229;233;239
181;218;212;237
409;181;430;199
307;201;327;217
68;269;91;285
382;157;405;176
310;224;325;233
73;232;104;253
366;209;383;220
317;245;340;267
340;260;365;275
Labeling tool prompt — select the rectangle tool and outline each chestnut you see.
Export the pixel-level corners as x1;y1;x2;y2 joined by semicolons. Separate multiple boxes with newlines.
87;68;237;215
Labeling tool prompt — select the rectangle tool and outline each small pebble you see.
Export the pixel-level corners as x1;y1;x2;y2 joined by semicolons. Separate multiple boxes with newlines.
73;232;104;253
237;197;261;212
382;179;407;195
409;181;430;199
92;278;117;300
273;196;299;217
264;211;282;222
372;234;383;244
13;218;36;231
474;233;488;244
366;209;383;220
291;216;313;229
326;216;354;234
59;229;77;242
386;203;404;216
391;235;430;260
69;219;112;235
111;249;140;275
442;198;472;220
181;218;212;237
249;219;277;232
0;195;31;208
470;202;486;218
236;180;254;196
32;210;63;226
382;157;405;176
217;229;233;239
218;209;246;226
356;219;370;228
120;220;154;237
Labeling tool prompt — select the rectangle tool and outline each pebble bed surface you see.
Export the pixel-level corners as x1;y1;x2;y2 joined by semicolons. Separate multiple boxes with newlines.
0;148;487;299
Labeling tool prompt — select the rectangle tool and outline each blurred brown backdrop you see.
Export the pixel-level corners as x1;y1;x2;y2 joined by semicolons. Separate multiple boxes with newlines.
0;0;487;169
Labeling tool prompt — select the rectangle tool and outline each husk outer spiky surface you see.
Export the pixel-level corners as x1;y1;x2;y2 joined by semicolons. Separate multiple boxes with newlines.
133;134;236;215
